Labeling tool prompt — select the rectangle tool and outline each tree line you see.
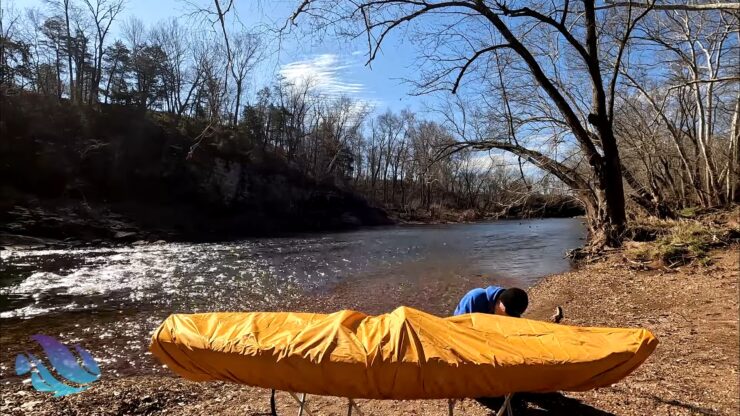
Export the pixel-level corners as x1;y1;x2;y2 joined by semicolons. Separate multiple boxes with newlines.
2;0;738;246
1;0;567;221
289;0;739;246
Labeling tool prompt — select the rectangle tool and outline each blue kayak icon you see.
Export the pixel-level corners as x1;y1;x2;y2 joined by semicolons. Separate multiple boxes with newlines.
15;334;101;397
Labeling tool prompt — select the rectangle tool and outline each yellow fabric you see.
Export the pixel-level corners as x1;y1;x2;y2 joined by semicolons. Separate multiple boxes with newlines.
149;306;657;399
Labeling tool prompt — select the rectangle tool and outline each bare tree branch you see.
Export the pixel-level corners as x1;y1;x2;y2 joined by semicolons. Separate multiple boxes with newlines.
606;0;654;123
451;44;510;93
596;1;740;12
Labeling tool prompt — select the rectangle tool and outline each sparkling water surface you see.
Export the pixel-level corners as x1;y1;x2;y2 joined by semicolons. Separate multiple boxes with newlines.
0;218;585;378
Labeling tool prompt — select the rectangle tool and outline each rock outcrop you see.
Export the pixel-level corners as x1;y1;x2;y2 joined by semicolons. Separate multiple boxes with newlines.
0;95;390;244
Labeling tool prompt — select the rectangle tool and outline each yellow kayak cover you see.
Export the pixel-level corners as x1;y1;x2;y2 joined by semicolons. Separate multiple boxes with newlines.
150;307;657;399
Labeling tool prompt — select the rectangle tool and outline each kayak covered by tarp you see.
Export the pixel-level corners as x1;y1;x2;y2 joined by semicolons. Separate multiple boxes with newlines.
149;306;657;399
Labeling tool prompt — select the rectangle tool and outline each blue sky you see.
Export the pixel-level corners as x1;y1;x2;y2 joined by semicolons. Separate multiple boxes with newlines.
17;0;427;113
11;0;588;175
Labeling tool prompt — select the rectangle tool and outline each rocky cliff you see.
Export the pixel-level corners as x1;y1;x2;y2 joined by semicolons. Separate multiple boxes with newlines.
0;95;390;245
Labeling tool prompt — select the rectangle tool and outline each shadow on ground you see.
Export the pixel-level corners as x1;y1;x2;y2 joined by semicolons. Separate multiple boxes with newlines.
477;393;616;416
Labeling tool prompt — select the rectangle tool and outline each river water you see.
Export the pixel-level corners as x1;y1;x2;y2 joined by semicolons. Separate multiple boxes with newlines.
0;218;585;379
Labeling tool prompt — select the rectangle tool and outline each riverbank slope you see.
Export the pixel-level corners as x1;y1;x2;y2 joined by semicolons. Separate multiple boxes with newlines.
1;243;737;415
0;95;391;246
387;194;585;225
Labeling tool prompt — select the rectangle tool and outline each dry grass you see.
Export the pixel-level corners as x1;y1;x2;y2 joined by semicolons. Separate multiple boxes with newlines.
624;207;739;268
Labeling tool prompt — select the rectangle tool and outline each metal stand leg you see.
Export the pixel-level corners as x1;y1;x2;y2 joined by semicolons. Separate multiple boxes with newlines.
347;398;363;416
270;390;278;416
271;391;316;416
448;398;455;416
287;392;314;416
495;394;514;416
298;393;306;416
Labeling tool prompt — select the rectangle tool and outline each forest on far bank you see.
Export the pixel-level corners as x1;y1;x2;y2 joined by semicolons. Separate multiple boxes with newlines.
1;0;738;245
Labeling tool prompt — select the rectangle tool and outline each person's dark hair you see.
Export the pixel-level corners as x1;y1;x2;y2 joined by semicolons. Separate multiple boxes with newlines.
499;288;528;317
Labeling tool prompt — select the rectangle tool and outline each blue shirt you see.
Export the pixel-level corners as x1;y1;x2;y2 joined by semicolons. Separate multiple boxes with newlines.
453;286;504;316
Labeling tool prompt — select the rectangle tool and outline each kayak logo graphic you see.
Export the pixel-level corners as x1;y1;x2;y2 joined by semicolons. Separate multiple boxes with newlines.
15;334;101;396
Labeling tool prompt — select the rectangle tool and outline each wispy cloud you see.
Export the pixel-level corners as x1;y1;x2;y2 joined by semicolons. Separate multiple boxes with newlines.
467;151;538;175
468;152;505;172
279;54;366;97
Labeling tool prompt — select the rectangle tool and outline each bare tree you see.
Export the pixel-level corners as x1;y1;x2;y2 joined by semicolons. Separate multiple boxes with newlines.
121;15;144;52
0;1;22;89
45;0;76;102
82;0;125;104
230;31;260;125
290;0;663;245
150;18;195;114
597;1;740;12
623;7;739;206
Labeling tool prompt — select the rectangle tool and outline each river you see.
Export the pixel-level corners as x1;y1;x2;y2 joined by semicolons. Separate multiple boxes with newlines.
0;218;585;379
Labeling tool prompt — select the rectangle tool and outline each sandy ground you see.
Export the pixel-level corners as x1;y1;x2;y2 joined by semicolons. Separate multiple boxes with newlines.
1;246;737;416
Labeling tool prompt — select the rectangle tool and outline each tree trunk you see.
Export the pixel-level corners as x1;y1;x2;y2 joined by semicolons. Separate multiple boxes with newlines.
597;154;627;245
91;41;103;104
233;81;242;126
55;48;63;100
728;96;740;203
64;2;74;103
103;56;119;104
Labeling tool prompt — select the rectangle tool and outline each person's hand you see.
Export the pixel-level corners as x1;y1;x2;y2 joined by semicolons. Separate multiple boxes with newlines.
551;306;564;323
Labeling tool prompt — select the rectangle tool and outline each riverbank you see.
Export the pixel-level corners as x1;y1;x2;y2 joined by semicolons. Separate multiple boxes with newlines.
387;195;585;225
525;245;739;415
1;241;737;415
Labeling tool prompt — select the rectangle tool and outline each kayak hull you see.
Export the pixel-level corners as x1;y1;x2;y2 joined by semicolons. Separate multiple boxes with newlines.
150;306;657;399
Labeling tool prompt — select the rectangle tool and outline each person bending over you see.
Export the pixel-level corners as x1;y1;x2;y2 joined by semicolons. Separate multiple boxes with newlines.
453;285;564;322
453;286;529;317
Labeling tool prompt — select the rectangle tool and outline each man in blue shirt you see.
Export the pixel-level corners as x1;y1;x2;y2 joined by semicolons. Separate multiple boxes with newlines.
453;286;529;317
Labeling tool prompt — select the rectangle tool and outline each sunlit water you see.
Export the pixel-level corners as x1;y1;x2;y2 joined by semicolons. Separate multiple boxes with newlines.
0;218;585;379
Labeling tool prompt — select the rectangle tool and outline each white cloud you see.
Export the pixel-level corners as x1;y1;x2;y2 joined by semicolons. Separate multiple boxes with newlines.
468;153;496;171
467;151;539;175
468;152;510;172
279;54;366;97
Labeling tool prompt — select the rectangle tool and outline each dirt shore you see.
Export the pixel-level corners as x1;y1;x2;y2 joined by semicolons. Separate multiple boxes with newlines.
1;246;737;416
